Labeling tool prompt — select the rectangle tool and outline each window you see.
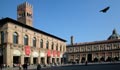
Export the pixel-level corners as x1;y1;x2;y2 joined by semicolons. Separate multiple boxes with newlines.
46;41;49;49
114;43;119;49
13;32;18;44
1;31;4;44
51;42;54;50
33;37;36;47
24;35;28;45
40;39;43;48
60;45;62;51
56;44;58;50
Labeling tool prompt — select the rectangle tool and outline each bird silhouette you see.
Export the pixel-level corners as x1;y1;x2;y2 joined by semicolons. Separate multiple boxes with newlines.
100;6;110;13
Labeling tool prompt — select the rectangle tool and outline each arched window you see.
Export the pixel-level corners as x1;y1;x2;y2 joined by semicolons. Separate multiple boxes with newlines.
24;35;28;45
40;39;43;48
60;45;62;51
51;42;54;50
46;41;49;49
1;31;4;44
13;32;18;44
33;37;36;47
56;44;58;50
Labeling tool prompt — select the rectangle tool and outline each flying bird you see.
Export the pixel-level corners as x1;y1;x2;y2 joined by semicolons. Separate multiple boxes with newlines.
100;6;110;13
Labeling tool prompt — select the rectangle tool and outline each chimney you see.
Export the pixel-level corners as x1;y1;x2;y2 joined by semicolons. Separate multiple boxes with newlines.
71;36;74;45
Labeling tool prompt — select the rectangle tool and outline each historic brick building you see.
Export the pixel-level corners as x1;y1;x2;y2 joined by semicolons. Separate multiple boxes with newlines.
66;29;120;63
0;2;66;67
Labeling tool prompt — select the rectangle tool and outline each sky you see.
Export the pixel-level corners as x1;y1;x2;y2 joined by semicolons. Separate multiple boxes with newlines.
0;0;120;44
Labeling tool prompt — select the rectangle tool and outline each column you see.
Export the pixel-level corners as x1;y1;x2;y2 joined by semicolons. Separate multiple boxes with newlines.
44;57;47;65
37;56;40;64
5;44;11;67
20;55;24;65
105;52;107;61
112;52;114;58
50;57;52;63
79;54;81;63
54;57;56;63
59;57;61;64
92;53;94;61
10;49;13;67
30;56;33;64
85;53;87;61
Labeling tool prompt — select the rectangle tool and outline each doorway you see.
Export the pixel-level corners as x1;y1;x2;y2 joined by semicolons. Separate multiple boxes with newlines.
33;58;37;64
41;57;45;64
13;56;20;64
47;57;50;64
87;54;92;62
24;57;30;64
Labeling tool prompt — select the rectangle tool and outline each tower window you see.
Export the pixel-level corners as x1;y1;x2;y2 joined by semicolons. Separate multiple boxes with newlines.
27;12;32;18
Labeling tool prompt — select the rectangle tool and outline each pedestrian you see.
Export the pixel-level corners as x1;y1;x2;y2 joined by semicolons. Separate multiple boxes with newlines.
22;63;28;70
37;64;41;70
24;63;28;70
19;64;22;70
85;61;88;66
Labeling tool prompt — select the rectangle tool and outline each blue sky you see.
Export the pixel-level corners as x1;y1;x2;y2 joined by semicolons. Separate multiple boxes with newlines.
0;0;120;44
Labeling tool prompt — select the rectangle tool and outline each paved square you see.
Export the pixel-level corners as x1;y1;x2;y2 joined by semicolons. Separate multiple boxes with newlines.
39;63;120;70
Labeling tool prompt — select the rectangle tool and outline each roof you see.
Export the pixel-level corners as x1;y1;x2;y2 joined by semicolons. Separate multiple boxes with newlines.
108;29;120;40
67;39;120;47
0;17;66;42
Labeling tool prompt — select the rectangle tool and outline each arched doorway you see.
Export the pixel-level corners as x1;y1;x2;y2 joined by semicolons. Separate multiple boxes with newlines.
41;57;45;64
33;57;37;64
47;56;51;64
87;54;92;62
100;57;105;62
24;57;30;64
81;57;85;63
94;57;98;62
75;59;79;64
114;57;119;61
106;57;112;62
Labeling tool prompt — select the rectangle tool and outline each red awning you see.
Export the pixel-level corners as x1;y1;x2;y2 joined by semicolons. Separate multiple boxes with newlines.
47;50;51;57
53;50;56;57
57;51;60;57
25;46;31;56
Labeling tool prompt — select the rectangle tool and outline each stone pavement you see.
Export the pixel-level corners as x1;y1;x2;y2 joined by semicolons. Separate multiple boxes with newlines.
1;62;120;70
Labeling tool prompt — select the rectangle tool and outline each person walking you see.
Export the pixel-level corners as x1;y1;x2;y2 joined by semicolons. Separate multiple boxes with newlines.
85;61;88;66
37;64;41;70
22;63;28;70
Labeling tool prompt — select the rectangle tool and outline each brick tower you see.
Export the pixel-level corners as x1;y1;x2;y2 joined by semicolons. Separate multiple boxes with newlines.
17;2;33;26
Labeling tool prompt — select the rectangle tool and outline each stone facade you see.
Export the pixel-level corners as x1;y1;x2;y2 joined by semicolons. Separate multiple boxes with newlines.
66;29;120;63
0;2;66;67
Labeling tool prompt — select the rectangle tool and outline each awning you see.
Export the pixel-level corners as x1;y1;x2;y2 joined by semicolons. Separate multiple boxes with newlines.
60;53;63;58
25;46;31;56
57;51;60;57
13;50;21;56
53;50;56;57
32;52;39;57
40;52;45;57
47;50;51;57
